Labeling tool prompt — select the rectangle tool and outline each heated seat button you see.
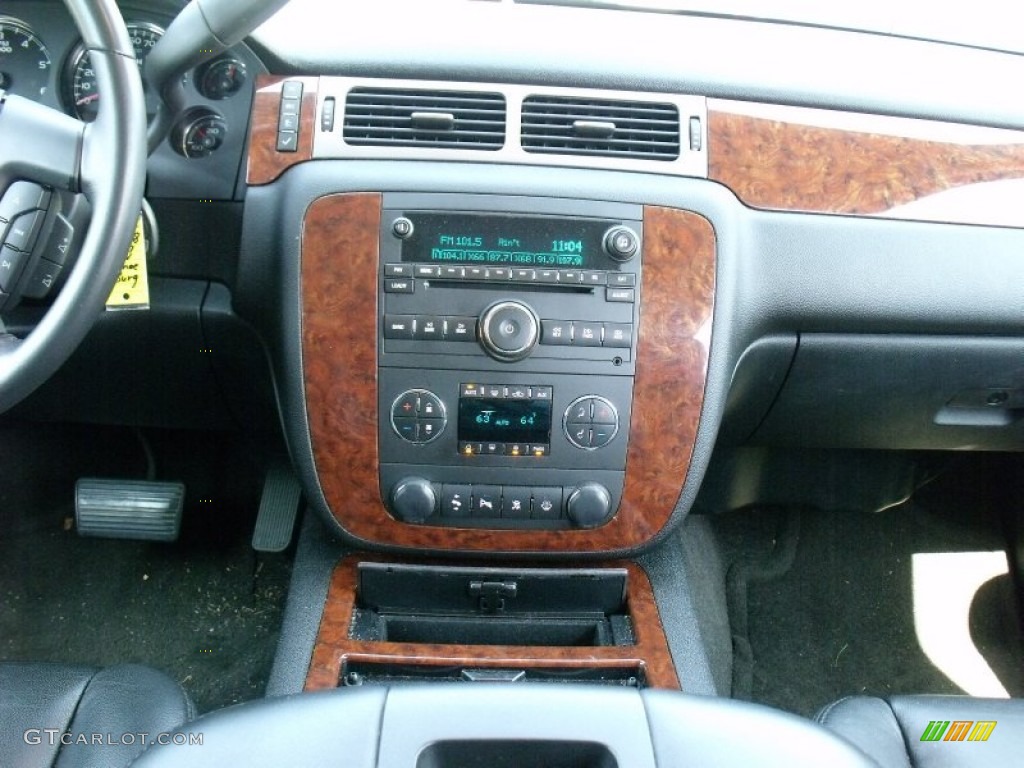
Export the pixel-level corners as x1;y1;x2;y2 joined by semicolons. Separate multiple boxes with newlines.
441;484;472;518
531;487;563;520
501;487;531;519
418;392;444;419
472;485;501;518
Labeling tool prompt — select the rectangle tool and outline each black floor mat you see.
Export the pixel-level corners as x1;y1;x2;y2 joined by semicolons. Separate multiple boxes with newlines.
0;421;293;714
714;459;1024;717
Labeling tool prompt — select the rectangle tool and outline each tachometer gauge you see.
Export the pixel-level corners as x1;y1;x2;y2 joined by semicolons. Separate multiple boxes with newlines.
65;21;164;122
0;18;52;100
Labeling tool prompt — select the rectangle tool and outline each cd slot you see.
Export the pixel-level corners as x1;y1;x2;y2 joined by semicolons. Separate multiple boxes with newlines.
430;279;594;294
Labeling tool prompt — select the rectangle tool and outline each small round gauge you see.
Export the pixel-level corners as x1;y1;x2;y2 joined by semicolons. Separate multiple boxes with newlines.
0;18;52;100
172;109;227;158
196;57;247;100
65;21;164;122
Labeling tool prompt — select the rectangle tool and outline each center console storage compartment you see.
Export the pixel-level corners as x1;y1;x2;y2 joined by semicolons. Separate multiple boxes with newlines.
306;557;680;691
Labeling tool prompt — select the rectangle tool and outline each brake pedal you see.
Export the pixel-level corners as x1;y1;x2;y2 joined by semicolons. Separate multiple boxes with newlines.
75;479;184;542
252;466;301;552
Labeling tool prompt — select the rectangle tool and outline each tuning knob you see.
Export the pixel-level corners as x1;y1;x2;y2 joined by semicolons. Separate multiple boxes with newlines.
390;477;437;523
478;300;540;362
603;226;639;262
566;483;613;529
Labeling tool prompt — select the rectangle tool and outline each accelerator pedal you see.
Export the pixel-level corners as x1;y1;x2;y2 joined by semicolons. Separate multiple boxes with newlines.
76;479;185;541
252;465;301;552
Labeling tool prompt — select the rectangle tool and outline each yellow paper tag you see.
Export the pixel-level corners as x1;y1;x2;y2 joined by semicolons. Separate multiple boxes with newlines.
106;216;150;310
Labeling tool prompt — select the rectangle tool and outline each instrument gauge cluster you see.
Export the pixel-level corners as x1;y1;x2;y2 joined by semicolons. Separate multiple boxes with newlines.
0;17;52;101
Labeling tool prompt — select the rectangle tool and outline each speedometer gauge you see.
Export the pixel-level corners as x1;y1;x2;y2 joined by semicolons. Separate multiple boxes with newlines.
0;18;52;100
64;22;164;122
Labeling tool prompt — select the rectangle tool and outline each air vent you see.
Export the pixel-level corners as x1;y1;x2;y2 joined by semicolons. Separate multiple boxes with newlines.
521;96;680;160
343;88;506;150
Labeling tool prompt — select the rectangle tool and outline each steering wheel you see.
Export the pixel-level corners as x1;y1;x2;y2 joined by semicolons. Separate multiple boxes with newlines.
0;0;147;413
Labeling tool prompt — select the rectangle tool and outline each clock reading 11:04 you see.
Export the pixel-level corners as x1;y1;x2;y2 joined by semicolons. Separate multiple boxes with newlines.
400;213;622;271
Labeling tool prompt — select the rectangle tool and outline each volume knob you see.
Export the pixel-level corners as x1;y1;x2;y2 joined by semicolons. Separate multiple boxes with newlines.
479;300;540;362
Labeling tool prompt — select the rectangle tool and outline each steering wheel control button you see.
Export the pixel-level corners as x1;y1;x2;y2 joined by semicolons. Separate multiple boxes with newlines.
0;182;49;223
531;487;563;520
566;483;613;528
441;484;472;518
479;300;540;362
390;477;437;523
39;214;74;266
391;217;414;238
5;210;45;252
20;258;63;300
390;389;447;443
603;225;639;261
564;396;620;449
0;246;28;293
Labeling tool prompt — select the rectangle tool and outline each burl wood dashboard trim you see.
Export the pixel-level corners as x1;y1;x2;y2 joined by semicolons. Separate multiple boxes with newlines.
306;557;680;691
301;195;715;553
247;75;318;185
709;99;1024;228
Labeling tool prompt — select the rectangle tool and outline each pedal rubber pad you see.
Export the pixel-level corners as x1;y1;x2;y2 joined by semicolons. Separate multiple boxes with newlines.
252;466;301;552
75;478;184;542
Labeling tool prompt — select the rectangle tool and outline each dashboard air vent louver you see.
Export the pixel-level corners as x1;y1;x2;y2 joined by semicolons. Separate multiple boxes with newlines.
521;95;680;160
343;88;506;150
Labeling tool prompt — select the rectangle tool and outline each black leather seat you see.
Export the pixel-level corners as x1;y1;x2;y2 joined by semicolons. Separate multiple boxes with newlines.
0;663;193;768
817;695;1024;767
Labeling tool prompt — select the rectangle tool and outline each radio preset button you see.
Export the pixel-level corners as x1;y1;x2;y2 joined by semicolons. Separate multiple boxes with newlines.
536;269;559;283
582;271;607;286
512;268;536;282
486;267;511;280
466;266;487;280
441;265;465;279
559;270;583;284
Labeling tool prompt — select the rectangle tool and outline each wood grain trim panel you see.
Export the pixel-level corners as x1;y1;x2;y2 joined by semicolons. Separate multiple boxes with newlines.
708;100;1024;227
306;557;680;691
302;197;714;553
246;75;318;185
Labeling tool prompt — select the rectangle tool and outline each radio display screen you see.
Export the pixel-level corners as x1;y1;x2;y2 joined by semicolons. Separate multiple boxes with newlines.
458;397;552;444
401;213;618;269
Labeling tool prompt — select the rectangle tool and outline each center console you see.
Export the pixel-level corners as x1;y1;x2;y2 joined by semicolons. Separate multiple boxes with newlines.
300;192;715;555
378;195;641;531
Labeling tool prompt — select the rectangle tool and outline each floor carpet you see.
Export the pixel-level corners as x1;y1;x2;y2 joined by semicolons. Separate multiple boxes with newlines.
0;421;293;714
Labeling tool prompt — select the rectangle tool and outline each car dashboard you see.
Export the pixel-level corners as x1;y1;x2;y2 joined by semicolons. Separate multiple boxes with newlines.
2;1;1022;766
